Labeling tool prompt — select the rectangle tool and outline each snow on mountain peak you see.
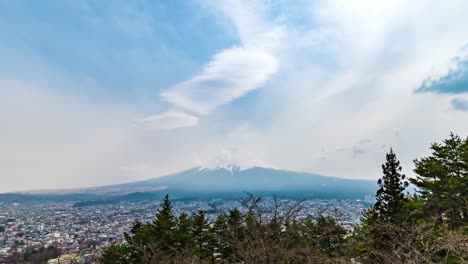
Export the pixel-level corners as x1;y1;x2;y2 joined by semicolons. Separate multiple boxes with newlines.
197;163;241;174
196;148;261;173
217;163;241;174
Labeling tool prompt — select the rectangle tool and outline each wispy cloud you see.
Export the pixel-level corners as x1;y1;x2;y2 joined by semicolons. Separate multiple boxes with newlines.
136;111;198;129
152;0;282;127
162;47;277;115
3;0;468;192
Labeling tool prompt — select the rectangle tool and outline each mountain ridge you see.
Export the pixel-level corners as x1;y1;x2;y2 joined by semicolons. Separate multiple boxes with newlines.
0;166;378;203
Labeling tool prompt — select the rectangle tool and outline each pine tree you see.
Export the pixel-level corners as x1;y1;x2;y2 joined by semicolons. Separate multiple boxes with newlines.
191;210;215;261
123;219;155;263
300;215;347;256
227;208;244;239
154;194;175;228
373;148;409;223
175;212;195;256
98;244;133;264
356;149;410;262
213;213;232;261
151;194;177;255
411;133;468;227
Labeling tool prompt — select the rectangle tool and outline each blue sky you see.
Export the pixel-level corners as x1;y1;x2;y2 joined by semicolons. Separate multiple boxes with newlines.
1;0;468;192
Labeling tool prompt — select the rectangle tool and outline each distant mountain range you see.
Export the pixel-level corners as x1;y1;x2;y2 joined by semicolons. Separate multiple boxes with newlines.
0;166;378;204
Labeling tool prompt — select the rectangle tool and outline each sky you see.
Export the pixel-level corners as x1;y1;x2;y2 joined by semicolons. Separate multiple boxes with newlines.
1;0;468;193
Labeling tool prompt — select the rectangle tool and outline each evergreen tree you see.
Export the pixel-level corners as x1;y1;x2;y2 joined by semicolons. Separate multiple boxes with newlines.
411;133;468;227
213;213;233;262
153;194;176;230
356;149;410;262
191;210;215;261
228;208;247;261
98;244;133;264
283;219;303;249
314;216;347;256
373;148;409;223
227;208;245;241
151;194;177;255
175;212;195;256
121;219;159;263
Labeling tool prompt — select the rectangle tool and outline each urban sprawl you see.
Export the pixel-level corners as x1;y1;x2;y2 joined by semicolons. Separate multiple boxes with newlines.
0;197;372;262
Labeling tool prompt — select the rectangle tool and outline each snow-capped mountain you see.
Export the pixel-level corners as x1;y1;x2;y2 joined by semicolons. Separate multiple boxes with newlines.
1;166;378;202
91;166;377;197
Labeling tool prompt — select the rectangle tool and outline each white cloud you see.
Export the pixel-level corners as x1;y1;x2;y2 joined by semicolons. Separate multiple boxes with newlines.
136;111;198;129
194;0;468;180
201;0;285;50
194;147;266;170
3;0;468;193
161;47;277;115
154;1;281;123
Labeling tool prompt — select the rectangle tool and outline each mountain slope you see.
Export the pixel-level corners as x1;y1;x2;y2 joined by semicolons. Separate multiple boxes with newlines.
98;166;377;196
0;167;378;202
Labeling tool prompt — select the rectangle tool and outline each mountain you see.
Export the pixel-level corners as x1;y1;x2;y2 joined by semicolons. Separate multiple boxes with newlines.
0;166;378;203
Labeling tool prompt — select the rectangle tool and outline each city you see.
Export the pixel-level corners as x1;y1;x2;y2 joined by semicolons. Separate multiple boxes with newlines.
0;197;371;262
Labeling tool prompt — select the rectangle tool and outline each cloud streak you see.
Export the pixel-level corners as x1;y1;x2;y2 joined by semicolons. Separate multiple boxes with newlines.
161;47;277;115
142;1;281;129
136;111;198;129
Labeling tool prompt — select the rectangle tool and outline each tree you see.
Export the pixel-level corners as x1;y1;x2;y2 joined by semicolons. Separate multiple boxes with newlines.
411;133;468;227
213;213;234;262
175;212;195;256
357;149;410;262
373;148;409;223
151;194;177;254
227;208;244;238
310;215;347;256
110;194;179;263
98;244;133;264
191;210;215;262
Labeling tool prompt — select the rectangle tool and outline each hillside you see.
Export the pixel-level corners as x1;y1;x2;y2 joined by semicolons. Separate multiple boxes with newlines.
0;166;377;203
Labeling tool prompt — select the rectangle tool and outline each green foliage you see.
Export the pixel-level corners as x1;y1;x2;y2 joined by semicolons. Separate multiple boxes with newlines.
373;148;409;223
354;134;468;263
400;195;425;224
152;194;177;251
357;148;410;261
190;210;215;261
98;244;133;264
174;212;195;256
411;133;468;227
212;210;245;262
303;215;348;256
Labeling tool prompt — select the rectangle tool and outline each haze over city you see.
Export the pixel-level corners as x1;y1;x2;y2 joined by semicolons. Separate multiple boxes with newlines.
2;0;468;193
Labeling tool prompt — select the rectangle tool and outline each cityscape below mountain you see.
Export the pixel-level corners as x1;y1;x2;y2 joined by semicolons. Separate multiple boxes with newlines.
0;165;379;262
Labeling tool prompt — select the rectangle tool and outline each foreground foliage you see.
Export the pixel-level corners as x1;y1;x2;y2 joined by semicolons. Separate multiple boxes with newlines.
99;134;468;264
